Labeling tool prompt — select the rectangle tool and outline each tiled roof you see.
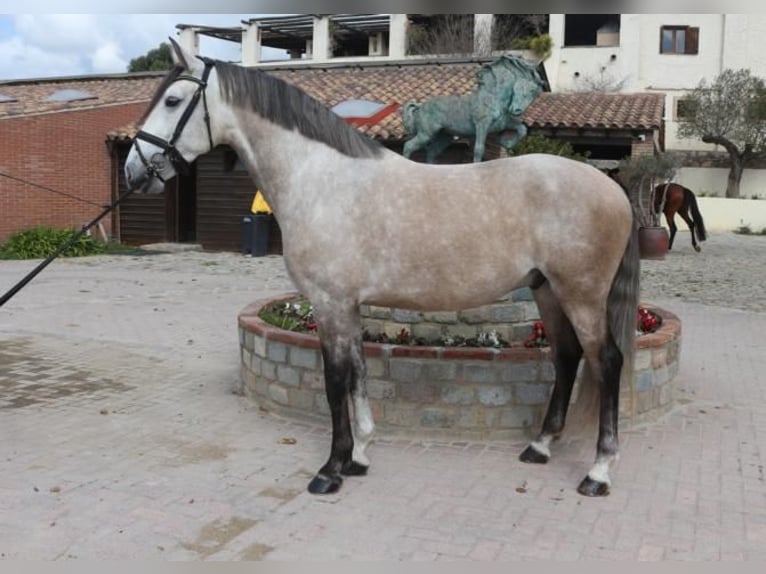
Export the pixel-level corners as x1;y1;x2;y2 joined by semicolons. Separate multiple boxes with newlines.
10;61;661;142
269;62;484;140
0;72;164;120
524;91;665;131
268;62;663;139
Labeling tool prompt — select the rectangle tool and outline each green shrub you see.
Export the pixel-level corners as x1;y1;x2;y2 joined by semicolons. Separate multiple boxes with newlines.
0;226;107;259
509;134;590;162
734;224;753;235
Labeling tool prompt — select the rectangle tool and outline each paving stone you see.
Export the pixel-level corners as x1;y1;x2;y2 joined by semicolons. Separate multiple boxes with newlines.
0;233;763;560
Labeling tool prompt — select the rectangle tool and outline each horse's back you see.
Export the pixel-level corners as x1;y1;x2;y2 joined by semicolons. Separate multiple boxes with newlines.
343;153;634;310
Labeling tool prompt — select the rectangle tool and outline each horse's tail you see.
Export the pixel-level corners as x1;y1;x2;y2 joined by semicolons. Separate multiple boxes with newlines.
607;218;640;411
401;102;420;135
687;189;707;242
570;215;640;433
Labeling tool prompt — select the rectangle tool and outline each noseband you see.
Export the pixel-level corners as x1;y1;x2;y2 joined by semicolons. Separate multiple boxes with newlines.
133;57;215;183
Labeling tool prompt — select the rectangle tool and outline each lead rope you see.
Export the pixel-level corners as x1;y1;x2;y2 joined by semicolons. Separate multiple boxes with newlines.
0;188;135;309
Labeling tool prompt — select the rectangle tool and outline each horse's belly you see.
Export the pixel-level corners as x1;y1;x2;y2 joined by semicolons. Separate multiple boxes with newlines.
360;262;529;312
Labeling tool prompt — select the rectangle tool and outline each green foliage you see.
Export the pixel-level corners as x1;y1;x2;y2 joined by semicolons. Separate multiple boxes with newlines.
509;134;589;162
616;153;678;191
529;34;553;60
259;298;317;332
615;153;679;227
678;68;766;150
127;43;174;73
678;68;766;197
0;226;108;259
734;224;753;235
507;34;552;60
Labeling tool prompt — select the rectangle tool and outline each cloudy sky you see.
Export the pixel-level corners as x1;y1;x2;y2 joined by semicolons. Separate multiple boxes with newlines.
0;14;286;81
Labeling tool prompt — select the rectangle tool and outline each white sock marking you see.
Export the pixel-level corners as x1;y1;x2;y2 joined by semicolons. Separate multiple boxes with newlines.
351;394;374;466
530;436;552;458
587;454;619;485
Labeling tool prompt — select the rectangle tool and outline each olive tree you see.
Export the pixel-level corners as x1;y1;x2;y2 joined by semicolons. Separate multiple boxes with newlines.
677;68;766;198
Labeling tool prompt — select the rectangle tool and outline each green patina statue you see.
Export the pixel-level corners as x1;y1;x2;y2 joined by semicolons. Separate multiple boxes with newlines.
402;55;545;163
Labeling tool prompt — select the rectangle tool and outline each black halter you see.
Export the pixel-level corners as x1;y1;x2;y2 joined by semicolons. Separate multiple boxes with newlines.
133;57;215;182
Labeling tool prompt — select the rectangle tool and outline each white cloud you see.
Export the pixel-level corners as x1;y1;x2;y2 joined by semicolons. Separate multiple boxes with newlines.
91;41;127;74
0;13;262;81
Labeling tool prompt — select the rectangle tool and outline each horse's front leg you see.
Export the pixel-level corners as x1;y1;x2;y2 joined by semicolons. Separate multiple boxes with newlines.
472;124;489;162
499;122;527;153
308;309;374;494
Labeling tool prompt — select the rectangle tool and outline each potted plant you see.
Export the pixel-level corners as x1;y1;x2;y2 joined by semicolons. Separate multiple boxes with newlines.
614;153;678;259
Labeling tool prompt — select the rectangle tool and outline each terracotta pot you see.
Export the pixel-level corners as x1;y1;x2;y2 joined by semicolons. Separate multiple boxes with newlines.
638;226;669;260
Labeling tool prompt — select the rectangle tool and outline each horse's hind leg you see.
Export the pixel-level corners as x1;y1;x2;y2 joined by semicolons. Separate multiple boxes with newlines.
667;213;678;250
307;307;374;494
520;282;583;464
570;317;623;497
679;210;700;252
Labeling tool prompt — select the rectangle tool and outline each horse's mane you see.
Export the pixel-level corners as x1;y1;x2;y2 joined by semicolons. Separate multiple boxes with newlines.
214;61;384;159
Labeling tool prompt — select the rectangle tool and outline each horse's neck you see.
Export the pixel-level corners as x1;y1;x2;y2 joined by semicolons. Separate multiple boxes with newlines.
220;110;306;210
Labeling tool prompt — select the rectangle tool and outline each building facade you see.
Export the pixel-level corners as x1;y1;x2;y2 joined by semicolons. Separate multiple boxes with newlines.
546;14;766;196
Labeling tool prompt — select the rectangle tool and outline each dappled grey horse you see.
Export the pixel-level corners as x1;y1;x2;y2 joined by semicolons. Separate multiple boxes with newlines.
125;40;639;498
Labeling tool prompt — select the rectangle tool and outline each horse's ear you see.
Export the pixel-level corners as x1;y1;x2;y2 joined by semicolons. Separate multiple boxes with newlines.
168;36;192;70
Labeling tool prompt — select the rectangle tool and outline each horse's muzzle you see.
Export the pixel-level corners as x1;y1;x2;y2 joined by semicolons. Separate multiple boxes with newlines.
125;163;165;194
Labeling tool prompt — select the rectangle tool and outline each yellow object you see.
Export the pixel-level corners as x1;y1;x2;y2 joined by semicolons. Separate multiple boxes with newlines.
251;190;272;214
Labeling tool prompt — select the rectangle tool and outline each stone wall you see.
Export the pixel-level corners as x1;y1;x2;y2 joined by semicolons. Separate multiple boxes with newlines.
238;294;682;440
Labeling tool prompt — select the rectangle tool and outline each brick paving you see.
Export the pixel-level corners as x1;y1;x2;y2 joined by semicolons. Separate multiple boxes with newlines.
0;231;765;560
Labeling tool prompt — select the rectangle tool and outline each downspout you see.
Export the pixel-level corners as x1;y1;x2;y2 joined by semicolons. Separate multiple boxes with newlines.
719;14;726;73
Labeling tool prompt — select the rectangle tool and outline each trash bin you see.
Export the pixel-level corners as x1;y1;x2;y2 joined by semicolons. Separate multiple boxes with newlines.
242;213;271;256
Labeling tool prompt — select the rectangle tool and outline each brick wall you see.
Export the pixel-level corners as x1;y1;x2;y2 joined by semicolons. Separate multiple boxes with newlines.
239;295;682;438
0;103;145;243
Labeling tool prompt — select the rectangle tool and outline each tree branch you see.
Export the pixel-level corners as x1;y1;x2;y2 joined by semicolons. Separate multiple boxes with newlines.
701;134;743;158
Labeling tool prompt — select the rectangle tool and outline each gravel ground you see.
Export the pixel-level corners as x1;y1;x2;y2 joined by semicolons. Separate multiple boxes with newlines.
3;229;762;318
639;230;766;313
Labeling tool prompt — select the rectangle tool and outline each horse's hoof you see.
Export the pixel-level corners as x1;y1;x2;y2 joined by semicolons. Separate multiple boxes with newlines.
341;460;369;476
577;476;610;497
307;473;343;495
519;445;550;464
694;246;701;252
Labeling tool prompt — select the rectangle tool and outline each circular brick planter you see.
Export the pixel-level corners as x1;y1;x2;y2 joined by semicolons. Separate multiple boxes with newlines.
238;293;682;440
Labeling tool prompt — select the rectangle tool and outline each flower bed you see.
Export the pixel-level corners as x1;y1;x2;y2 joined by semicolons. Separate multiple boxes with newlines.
238;293;682;439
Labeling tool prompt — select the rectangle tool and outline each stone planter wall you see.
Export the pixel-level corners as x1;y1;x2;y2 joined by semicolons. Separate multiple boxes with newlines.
238;294;682;440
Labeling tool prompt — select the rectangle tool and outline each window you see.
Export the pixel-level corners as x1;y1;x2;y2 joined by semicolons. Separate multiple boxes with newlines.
43;89;97;103
660;26;699;54
564;14;620;47
675;98;697;121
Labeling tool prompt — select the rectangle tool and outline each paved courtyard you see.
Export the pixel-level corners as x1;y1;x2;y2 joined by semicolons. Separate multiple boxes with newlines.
0;231;764;560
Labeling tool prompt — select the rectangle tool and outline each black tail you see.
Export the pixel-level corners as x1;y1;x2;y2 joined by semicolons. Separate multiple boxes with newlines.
686;189;707;242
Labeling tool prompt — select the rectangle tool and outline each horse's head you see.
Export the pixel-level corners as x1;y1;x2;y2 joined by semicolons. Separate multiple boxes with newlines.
125;39;217;194
507;77;542;117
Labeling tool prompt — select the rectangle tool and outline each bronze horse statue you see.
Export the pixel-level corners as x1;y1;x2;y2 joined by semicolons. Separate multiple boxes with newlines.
402;55;544;163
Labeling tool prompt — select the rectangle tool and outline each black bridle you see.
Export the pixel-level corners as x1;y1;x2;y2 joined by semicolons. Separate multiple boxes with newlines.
133;57;215;182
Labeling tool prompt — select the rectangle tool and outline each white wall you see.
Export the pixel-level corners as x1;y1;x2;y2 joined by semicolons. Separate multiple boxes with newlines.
675;167;766;198
694;197;766;231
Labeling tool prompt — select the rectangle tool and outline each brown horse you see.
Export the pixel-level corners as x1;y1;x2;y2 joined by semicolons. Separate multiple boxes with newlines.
653;183;707;252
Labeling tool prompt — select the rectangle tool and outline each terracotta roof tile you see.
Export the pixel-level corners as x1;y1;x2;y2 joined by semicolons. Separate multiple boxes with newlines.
524;91;664;131
0;72;164;120
16;62;663;142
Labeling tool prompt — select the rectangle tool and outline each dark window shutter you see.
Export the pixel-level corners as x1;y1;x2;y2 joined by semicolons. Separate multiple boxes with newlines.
685;27;699;54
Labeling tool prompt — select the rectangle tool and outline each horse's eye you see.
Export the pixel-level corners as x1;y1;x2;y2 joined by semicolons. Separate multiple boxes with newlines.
165;95;181;108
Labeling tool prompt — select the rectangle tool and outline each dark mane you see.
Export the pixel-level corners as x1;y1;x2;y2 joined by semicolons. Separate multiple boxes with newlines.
140;64;184;123
214;61;383;159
